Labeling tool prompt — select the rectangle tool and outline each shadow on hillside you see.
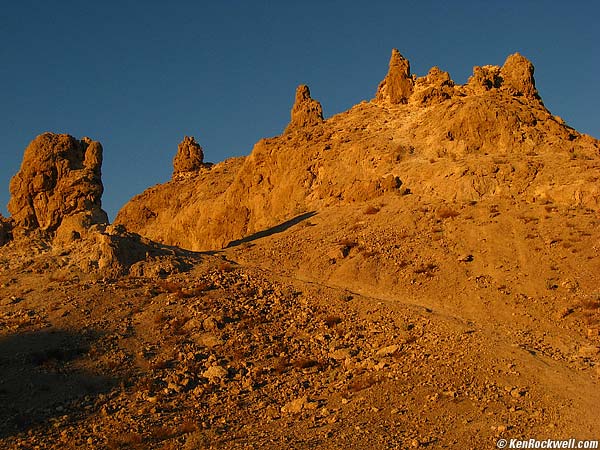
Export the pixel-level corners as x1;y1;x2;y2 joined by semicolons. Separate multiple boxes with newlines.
0;328;115;439
226;211;317;248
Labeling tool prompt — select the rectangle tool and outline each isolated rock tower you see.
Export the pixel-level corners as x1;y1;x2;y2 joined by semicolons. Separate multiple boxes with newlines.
172;136;205;176
375;49;414;104
8;133;108;235
285;84;324;132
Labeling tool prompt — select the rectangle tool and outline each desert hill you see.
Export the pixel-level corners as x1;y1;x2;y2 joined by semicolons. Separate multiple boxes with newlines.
0;50;599;449
115;50;599;251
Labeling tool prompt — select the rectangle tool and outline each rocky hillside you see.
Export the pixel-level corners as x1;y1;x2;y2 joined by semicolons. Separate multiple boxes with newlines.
0;49;599;450
115;50;599;251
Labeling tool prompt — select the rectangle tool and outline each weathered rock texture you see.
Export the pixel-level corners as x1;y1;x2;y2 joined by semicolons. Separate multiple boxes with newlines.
285;85;324;132
3;132;195;276
172;136;205;176
8;133;108;235
0;215;11;246
500;52;539;98
116;50;600;251
375;49;414;104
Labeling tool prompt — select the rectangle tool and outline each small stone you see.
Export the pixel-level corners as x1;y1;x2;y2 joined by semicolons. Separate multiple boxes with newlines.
330;348;352;360
203;365;228;382
202;316;220;332
510;388;526;398
376;344;400;357
281;396;313;414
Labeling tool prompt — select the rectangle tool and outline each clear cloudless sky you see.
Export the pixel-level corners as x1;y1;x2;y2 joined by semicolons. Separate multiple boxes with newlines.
1;0;599;220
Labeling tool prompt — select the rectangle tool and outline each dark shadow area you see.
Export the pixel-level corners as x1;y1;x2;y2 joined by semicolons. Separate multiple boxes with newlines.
0;328;116;439
226;211;317;248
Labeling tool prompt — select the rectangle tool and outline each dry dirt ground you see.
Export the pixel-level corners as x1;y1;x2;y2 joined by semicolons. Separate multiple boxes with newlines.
1;194;599;449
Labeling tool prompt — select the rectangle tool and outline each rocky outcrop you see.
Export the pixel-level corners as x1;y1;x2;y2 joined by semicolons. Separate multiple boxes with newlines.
0;215;11;246
115;50;600;251
467;53;539;99
375;49;414;104
8;133;108;236
2;133;198;277
467;64;502;93
412;66;455;105
173;136;206;177
500;52;539;98
285;85;323;132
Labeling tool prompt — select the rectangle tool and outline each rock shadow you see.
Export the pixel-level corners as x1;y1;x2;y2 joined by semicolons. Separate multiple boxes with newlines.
226;211;317;248
0;328;115;439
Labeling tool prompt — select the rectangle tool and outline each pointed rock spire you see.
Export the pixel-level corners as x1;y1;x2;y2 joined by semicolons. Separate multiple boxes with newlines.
172;136;205;176
375;49;414;104
285;84;324;132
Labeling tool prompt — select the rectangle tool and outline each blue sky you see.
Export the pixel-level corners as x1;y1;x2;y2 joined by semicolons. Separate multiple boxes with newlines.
1;1;598;220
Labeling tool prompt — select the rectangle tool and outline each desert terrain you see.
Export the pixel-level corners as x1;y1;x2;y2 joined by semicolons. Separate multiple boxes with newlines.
0;50;598;449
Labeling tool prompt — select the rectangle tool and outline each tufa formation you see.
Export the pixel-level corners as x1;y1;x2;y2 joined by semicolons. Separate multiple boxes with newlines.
115;49;599;251
1;133;196;277
172;136;206;177
467;52;539;98
8;133;108;238
375;49;414;104
1;49;600;447
285;84;324;132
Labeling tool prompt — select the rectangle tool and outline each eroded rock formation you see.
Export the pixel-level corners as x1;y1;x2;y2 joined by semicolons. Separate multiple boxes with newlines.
8;133;108;236
0;215;11;246
375;49;414;104
115;50;600;251
285;85;324;132
500;52;539;98
173;136;206;177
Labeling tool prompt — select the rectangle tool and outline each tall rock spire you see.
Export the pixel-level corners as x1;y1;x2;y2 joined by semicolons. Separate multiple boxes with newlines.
285;84;324;132
375;49;414;104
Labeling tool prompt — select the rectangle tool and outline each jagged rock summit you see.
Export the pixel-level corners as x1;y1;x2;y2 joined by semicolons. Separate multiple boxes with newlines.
113;49;598;251
8;133;108;238
285;84;324;132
